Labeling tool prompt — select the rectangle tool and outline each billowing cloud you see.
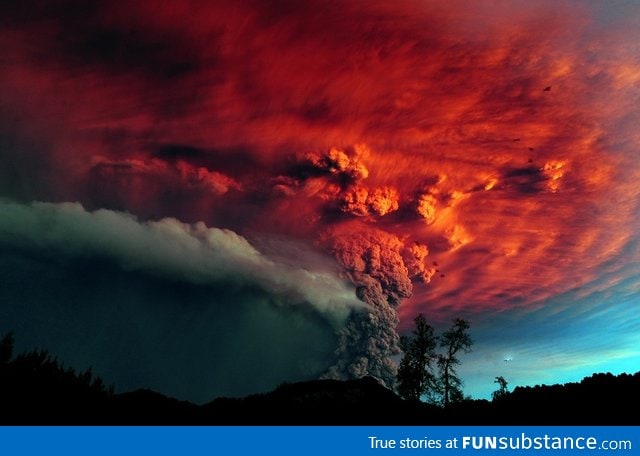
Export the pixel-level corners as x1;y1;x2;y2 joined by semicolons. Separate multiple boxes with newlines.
403;242;436;283
341;185;400;218
416;193;438;224
322;228;413;386
0;198;368;400
0;199;362;322
302;146;370;181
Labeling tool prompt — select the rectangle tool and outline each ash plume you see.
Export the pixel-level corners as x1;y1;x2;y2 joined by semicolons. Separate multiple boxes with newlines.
0;199;363;322
321;229;417;387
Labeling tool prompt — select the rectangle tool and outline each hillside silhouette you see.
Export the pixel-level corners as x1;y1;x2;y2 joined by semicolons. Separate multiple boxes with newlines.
1;334;638;424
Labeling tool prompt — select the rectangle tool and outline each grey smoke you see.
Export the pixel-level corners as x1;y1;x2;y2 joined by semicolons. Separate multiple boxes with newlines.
322;229;414;387
0;199;363;323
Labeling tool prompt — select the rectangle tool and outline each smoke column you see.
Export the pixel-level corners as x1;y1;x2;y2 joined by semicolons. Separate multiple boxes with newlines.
322;229;418;386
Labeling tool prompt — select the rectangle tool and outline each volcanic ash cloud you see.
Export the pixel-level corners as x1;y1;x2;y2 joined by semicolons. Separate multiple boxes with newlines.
0;199;363;323
322;229;422;387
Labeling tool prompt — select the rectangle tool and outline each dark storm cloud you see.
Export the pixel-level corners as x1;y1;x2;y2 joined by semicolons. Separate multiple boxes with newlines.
153;144;208;160
499;164;548;194
150;144;262;177
0;130;56;201
62;27;200;79
0;0;202;80
0;0;101;26
0;250;338;402
0;198;368;401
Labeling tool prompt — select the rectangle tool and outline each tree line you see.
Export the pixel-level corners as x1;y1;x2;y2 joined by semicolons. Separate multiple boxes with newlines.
0;332;113;395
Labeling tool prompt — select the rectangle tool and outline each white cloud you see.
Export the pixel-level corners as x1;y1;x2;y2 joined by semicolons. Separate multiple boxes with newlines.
0;199;363;323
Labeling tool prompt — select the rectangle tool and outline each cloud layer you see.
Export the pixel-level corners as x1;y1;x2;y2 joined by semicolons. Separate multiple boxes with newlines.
0;199;365;400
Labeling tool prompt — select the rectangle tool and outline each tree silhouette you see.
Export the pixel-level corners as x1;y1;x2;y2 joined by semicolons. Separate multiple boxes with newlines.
492;375;508;400
0;332;14;365
437;318;472;407
0;331;115;401
396;314;437;401
397;317;473;406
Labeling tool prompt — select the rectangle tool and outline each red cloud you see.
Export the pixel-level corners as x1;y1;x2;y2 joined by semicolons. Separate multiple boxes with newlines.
1;0;638;332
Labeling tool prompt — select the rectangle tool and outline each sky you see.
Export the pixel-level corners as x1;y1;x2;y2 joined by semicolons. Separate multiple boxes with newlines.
0;0;639;403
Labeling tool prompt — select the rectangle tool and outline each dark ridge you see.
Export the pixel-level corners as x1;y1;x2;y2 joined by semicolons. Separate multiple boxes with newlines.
200;377;435;425
1;334;638;424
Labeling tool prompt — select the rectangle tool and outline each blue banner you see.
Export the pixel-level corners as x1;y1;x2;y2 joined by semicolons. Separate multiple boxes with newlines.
0;426;637;455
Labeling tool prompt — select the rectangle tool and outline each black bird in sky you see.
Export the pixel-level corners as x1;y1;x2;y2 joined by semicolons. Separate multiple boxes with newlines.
543;86;552;91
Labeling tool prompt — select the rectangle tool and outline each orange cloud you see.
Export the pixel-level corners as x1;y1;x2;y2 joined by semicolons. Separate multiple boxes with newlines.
0;0;638;333
417;194;438;224
341;185;400;217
